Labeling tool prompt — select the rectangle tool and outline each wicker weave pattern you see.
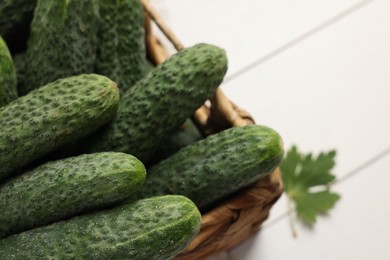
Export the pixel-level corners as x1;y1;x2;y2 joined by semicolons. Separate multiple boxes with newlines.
143;1;284;258
176;169;282;259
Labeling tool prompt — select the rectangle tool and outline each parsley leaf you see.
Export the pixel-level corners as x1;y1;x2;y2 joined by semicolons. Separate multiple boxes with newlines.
280;145;340;233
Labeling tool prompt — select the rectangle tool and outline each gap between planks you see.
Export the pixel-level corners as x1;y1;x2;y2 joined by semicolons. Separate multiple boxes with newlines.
223;0;375;84
262;145;390;230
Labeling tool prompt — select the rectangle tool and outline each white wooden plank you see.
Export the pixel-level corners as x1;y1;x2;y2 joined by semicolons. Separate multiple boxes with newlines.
149;0;372;77
227;152;390;260
222;0;390;178
210;0;390;258
220;0;390;226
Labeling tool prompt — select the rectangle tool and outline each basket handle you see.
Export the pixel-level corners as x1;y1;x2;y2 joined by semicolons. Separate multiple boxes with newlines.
142;0;255;136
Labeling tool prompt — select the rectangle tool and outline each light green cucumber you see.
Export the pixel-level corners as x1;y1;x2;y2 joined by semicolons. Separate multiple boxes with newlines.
0;152;145;239
0;195;202;260
97;0;147;93
21;0;99;94
0;74;119;181
78;43;228;163
0;36;18;107
127;125;284;210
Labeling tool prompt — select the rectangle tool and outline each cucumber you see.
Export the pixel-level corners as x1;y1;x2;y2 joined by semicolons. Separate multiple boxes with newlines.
0;74;119;181
20;0;99;95
0;0;37;54
96;0;147;93
0;195;202;260
126;125;284;210
78;43;228;163
146;59;157;73
11;52;27;95
0;36;18;107
148;118;203;166
0;152;146;239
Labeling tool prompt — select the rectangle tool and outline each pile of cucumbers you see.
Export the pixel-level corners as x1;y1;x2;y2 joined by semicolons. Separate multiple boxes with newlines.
0;0;284;259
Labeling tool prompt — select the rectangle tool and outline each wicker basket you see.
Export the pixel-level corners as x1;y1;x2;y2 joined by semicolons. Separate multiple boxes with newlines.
142;1;284;259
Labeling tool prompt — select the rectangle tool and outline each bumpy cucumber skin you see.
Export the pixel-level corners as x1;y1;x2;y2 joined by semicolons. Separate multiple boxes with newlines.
0;37;18;107
0;74;119;181
97;0;147;93
0;152;146;239
21;0;99;95
0;195;202;260
81;43;228;163
0;0;37;54
127;125;284;209
148;118;203;166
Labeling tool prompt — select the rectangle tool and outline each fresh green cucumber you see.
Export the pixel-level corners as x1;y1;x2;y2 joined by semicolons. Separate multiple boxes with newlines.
148;118;203;166
20;0;99;94
0;74;119;181
0;195;202;260
0;36;18;107
0;0;37;54
0;152;145;239
79;43;228;163
96;0;147;93
126;125;284;210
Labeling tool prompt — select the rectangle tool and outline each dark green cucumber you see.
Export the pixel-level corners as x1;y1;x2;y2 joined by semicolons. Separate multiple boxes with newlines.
0;36;18;107
0;74;119;181
96;0;147;93
79;43;228;163
127;125;284;209
0;195;202;260
0;0;37;54
20;0;99;95
11;52;27;95
148;118;203;166
0;152;145;239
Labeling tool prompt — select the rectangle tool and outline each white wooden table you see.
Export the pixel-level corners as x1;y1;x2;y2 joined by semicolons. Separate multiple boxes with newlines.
150;1;390;259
